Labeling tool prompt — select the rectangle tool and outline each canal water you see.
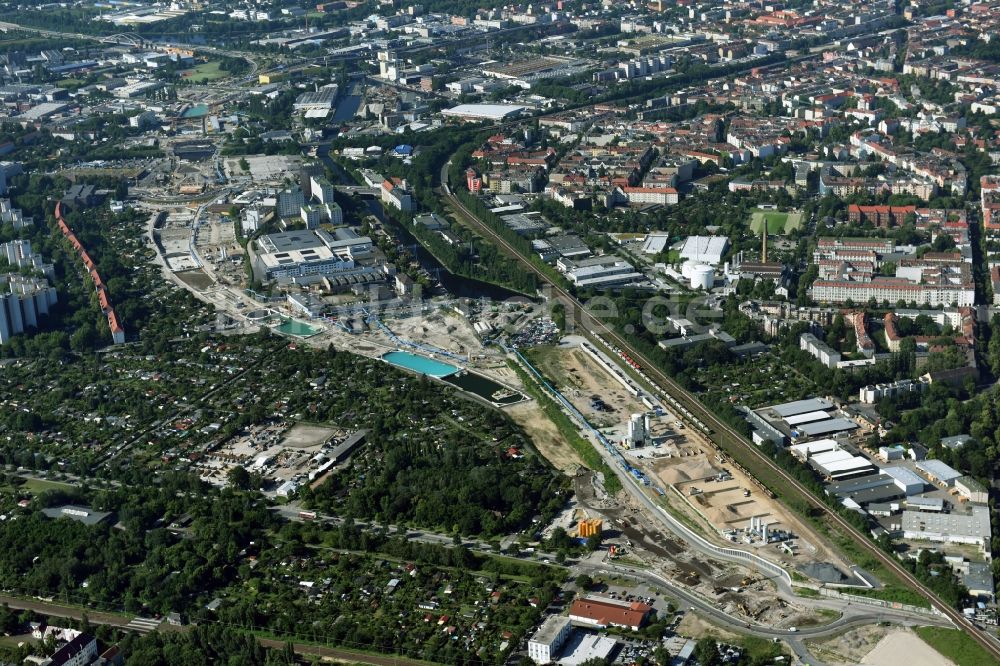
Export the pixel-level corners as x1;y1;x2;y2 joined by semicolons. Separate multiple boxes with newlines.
331;95;362;123
382;350;459;378
321;155;531;302
382;351;525;404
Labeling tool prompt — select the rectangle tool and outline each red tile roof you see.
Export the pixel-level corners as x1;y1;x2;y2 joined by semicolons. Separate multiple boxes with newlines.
569;598;651;629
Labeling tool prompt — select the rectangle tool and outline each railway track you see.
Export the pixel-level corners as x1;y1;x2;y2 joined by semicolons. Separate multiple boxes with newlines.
438;176;1000;662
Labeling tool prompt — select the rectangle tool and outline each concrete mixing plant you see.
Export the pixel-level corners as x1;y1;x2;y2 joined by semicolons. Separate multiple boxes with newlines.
626;412;650;448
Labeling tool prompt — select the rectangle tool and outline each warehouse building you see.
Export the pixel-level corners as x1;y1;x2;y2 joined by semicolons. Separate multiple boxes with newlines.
794;417;858;439
915;459;963;488
293;85;339;113
561;257;646;289
790;438;839;460
955;476;989;504
769;398;835;419
807;448;875;481
901;504;990;554
569;597;652;631
882;466;924;495
827;473;905;506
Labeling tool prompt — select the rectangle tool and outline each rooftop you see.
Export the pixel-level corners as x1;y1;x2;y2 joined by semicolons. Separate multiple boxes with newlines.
771;398;835;418
796;417;858;437
441;104;526;120
569;596;651;629
902;505;990;540
41;505;113;526
915;459;962;483
530;615;570;646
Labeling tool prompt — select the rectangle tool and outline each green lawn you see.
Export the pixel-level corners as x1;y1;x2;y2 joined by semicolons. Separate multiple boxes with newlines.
749;209;803;235
914;627;1000;666
0;634;31;649
56;77;88;90
182;61;227;82
19;477;76;493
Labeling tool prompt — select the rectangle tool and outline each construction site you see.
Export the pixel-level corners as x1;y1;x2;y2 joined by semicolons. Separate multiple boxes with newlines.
526;335;857;591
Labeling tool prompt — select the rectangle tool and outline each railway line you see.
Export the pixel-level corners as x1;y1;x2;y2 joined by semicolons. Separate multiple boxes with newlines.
438;169;1000;662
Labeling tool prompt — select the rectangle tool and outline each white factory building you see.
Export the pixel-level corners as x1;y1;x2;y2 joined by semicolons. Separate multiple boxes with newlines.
679;235;729;265
805;448;875;481
882;466;925;495
441;104;526;122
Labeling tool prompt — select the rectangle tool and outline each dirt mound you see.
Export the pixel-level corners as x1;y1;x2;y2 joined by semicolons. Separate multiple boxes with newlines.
655;458;718;485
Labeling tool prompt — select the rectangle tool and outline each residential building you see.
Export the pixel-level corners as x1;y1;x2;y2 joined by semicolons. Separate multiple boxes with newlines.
847;204;915;227
811;277;974;307
381;178;414;211
0;274;57;344
301;205;322;229
309;175;336;205
276;187;305;219
242;205;266;234
859;378;928;404
43;632;98;666
799;333;841;369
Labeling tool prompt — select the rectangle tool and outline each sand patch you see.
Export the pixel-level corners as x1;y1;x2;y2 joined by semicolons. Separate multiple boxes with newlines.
280;423;338;448
506;401;583;473
861;630;955;666
653;458;719;485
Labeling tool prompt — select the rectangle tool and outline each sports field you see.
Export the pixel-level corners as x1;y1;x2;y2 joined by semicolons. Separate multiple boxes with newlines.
749;209;803;234
181;61;227;82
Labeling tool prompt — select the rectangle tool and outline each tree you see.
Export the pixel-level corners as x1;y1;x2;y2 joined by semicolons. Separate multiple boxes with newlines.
226;465;251;490
575;574;593;590
694;637;720;666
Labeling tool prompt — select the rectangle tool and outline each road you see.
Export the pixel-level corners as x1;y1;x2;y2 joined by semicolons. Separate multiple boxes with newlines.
437;167;1000;661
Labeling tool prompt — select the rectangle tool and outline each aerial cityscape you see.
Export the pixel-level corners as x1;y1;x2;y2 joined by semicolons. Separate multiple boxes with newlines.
0;0;999;665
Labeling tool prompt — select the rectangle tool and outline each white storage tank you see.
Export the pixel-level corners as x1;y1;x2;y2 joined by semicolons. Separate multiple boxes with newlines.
690;264;714;290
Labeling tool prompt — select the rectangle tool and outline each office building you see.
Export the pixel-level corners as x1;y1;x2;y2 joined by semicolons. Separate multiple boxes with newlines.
255;229;374;281
527;616;572;664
